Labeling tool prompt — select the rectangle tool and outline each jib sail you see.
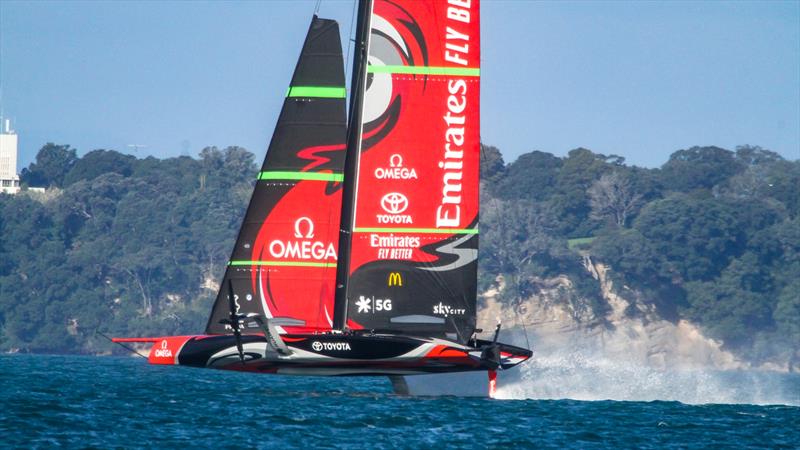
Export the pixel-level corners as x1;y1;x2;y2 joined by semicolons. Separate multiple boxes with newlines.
206;17;347;335
335;0;481;341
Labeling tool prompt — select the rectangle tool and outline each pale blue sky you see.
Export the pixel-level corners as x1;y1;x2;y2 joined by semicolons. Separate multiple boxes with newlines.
1;0;798;169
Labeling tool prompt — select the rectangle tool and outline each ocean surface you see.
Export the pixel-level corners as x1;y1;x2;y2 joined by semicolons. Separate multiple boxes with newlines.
1;354;798;449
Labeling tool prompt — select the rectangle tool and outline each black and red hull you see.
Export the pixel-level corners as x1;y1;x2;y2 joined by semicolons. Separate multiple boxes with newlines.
114;332;531;377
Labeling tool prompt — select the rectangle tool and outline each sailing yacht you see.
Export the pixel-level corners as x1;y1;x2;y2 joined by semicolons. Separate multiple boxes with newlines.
114;0;531;397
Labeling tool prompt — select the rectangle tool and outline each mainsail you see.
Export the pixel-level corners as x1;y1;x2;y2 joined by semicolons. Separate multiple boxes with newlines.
334;0;482;341
206;17;347;334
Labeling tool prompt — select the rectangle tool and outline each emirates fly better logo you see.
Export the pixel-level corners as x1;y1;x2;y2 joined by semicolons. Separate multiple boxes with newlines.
377;192;412;224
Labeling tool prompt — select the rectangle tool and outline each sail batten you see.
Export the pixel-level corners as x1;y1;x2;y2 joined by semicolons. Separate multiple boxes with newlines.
366;65;480;76
258;171;344;182
286;86;347;98
352;227;478;234
228;261;337;268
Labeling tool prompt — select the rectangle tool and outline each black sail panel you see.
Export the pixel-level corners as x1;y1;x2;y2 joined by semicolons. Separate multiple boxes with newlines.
206;17;347;335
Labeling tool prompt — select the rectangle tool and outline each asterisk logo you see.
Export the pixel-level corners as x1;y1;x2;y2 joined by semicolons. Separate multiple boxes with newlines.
356;296;372;313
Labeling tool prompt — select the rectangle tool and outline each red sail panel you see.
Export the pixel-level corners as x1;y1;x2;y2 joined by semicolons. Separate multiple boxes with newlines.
206;18;346;335
344;0;481;339
246;173;342;333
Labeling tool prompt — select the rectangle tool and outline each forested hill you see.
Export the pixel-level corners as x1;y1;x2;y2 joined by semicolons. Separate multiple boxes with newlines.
0;143;797;364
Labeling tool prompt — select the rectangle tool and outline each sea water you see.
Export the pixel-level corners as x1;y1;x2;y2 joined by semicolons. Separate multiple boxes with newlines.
1;354;798;448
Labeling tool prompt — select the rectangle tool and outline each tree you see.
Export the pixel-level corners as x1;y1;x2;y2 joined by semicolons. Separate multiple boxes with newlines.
63;149;136;186
492;150;562;200
20;143;79;188
685;253;774;347
543;149;613;237
1;139;796;362
480;144;505;187
774;279;800;349
588;171;643;227
592;228;666;284
222;146;257;182
735;145;784;166
660;146;744;192
633;195;747;281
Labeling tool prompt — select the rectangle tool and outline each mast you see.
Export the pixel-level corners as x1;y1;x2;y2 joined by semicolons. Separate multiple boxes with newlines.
333;0;373;330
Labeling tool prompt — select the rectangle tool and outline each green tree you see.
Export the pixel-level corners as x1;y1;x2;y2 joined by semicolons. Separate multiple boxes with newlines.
492;150;562;200
20;143;79;188
63;149;136;186
480;144;506;187
634;195;749;281
660;146;744;192
774;279;800;348
548;148;615;237
685;253;774;347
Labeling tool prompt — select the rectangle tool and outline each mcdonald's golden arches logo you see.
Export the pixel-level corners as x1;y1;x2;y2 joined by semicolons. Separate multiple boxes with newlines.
387;272;403;287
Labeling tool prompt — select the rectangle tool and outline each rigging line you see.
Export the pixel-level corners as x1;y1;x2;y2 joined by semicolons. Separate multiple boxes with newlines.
344;0;358;97
514;294;532;351
96;331;148;359
520;315;532;351
480;141;531;350
314;0;322;15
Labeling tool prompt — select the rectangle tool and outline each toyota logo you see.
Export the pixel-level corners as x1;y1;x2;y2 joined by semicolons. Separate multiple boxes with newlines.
380;192;408;214
312;341;323;352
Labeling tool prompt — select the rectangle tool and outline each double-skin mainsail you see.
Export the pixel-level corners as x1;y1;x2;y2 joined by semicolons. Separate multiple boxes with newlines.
334;0;481;342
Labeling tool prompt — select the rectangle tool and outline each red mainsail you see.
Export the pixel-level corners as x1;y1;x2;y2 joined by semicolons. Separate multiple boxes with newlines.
340;0;481;340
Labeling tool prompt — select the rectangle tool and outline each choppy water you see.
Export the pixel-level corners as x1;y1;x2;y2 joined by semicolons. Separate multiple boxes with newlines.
1;354;798;448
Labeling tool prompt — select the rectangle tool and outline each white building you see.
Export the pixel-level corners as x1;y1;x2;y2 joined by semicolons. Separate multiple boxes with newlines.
0;119;21;194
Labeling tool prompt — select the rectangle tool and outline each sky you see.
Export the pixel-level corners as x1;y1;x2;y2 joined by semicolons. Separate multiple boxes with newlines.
1;0;798;169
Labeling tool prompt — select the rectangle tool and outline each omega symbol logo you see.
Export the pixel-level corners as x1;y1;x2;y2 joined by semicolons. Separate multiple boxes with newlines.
381;193;408;215
390;154;403;168
294;217;315;239
161;340;168;349
312;341;323;352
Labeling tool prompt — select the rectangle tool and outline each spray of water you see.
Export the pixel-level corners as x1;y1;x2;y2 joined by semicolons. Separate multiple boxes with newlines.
496;350;800;406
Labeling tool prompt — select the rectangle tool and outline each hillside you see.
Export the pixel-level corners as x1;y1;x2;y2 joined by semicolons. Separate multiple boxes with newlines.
0;143;797;367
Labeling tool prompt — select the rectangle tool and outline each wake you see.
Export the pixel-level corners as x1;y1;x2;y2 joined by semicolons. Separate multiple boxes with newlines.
496;351;800;406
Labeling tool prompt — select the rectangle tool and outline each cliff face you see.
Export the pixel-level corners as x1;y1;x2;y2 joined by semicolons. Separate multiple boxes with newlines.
479;258;747;372
408;261;797;403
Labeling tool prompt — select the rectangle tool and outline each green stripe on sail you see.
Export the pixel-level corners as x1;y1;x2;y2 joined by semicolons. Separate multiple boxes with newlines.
367;66;480;77
229;260;337;268
258;171;343;182
353;227;479;234
286;86;347;98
